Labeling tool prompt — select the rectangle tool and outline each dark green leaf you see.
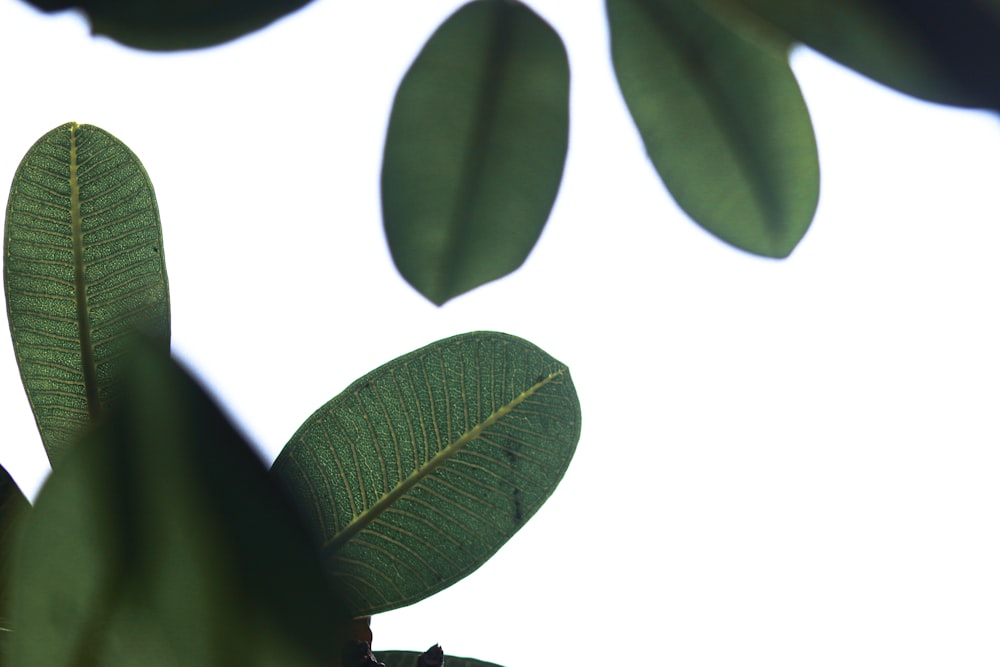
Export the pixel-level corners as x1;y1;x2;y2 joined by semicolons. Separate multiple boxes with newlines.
607;0;819;257
381;0;570;305
379;649;503;667
19;0;314;50
4;122;170;466
0;464;29;637
271;332;581;616
6;341;348;667
716;0;1000;110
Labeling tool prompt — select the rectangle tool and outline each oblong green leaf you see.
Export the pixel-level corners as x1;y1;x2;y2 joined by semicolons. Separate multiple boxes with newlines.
381;0;570;305
716;0;1000;111
607;0;819;258
379;649;503;667
21;0;314;50
7;341;349;667
271;332;581;616
5;122;170;466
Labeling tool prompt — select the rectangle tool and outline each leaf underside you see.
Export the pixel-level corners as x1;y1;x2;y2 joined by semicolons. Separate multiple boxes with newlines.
607;0;819;258
4;122;170;466
271;331;581;616
381;0;570;305
718;0;1000;111
22;0;314;50
7;342;348;667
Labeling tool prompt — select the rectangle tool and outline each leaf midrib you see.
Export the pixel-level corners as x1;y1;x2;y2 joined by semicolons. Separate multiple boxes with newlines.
441;2;515;299
630;0;788;231
321;368;565;558
69;123;100;419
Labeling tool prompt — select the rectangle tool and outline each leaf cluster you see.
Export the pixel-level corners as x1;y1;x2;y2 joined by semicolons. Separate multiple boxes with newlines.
0;124;581;665
18;0;1000;303
3;0;998;664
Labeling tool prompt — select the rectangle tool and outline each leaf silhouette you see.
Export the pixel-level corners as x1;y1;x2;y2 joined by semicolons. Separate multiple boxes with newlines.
6;341;348;667
271;332;581;616
4;122;169;465
607;0;819;257
720;0;1000;111
381;0;570;305
0;464;29;641
379;648;503;667
21;0;314;50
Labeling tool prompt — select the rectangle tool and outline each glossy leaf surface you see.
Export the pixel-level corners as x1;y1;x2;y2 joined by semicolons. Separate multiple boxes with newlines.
382;0;570;305
607;0;819;257
717;0;1000;111
0;464;29;636
5;122;169;466
379;649;502;667
272;332;581;616
20;0;313;50
7;342;347;667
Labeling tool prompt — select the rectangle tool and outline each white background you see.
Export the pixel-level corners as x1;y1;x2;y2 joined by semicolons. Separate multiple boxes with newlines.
2;1;1000;665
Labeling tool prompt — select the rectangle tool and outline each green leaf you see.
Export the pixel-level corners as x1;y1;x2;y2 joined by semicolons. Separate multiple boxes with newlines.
715;0;1000;111
5;122;170;466
20;0;314;50
6;341;348;667
606;0;819;258
0;464;29;636
379;649;503;667
271;331;581;616
381;0;570;305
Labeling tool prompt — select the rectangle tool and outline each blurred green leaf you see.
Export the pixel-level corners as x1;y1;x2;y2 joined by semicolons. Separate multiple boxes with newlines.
715;0;1000;110
272;331;580;616
607;0;819;258
379;649;503;667
0;464;29;638
381;0;570;305
7;341;348;667
4;122;169;466
19;0;314;50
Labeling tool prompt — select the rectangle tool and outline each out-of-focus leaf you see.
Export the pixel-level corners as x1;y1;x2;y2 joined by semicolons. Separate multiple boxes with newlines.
6;341;348;667
0;464;29;636
607;0;819;258
379;648;503;667
381;0;570;305
272;332;581;616
714;0;1000;111
5;122;169;466
19;0;314;50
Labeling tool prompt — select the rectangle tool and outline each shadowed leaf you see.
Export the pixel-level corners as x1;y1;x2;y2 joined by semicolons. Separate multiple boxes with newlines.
716;0;1000;111
19;0;314;50
6;342;348;667
382;0;570;305
0;464;29;641
271;332;580;616
607;0;819;257
379;648;503;667
4;122;169;466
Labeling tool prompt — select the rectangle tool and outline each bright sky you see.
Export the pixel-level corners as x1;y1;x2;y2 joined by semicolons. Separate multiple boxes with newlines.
2;1;1000;665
